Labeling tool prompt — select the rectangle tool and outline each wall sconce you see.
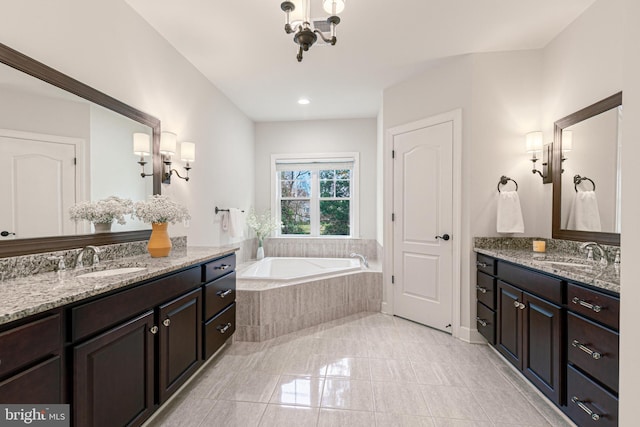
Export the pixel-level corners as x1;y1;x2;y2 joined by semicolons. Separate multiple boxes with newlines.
525;131;552;184
133;132;153;178
561;130;573;170
160;131;195;184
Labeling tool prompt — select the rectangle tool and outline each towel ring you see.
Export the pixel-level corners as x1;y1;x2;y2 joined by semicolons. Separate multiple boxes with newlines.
497;176;518;193
573;175;596;192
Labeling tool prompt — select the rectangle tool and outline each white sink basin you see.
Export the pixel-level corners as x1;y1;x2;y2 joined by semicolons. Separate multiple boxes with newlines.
538;261;592;268
76;267;147;278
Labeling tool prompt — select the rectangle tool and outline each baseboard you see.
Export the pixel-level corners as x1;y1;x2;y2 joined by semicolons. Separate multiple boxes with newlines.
381;301;390;314
458;326;487;344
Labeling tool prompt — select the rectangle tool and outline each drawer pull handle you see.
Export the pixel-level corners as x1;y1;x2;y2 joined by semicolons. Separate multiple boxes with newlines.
217;322;232;334
476;317;487;327
476;261;492;268
572;340;602;360
476;286;487;294
572;297;602;313
217;289;233;298
163;319;171;327
571;396;601;421
214;264;231;271
150;326;159;335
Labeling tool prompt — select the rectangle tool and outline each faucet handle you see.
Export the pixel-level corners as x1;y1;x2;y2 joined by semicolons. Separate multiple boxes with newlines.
614;250;621;265
585;247;594;261
47;256;66;271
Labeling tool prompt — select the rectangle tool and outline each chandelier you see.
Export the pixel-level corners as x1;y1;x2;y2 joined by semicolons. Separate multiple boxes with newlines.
280;0;345;62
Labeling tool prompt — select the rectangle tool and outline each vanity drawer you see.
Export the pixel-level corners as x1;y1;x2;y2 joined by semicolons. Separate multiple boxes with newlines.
476;302;496;344
0;313;61;378
567;283;619;330
566;364;618;426
203;303;236;360
568;312;619;392
476;272;496;309
204;272;236;320
476;254;496;276
203;254;236;283
497;262;562;304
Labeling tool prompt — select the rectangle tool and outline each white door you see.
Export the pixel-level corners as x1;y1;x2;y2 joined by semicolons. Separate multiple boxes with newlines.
392;119;454;333
0;132;79;239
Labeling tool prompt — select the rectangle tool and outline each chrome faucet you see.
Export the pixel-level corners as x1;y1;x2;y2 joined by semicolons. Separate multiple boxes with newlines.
580;242;608;267
75;246;101;269
350;252;369;269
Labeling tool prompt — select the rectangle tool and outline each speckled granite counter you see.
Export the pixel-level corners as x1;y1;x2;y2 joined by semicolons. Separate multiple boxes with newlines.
474;246;620;294
0;246;238;326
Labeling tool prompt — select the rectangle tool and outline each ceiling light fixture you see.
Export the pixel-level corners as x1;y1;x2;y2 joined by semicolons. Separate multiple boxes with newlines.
298;98;311;105
280;0;345;62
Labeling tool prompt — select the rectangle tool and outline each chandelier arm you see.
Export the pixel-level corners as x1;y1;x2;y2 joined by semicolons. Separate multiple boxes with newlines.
314;29;337;45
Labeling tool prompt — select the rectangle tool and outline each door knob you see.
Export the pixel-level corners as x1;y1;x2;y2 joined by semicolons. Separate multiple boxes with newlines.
1;231;16;237
435;234;450;241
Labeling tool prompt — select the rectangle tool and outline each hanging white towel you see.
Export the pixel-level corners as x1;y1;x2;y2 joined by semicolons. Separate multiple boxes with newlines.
497;191;525;233
228;208;244;238
567;191;601;232
220;211;230;232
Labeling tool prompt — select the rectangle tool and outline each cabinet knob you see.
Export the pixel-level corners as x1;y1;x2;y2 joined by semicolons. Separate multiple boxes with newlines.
514;301;520;308
475;317;487;327
518;302;526;310
214;264;231;270
217;322;232;334
476;286;487;294
163;319;171;327
217;289;233;298
571;396;601;421
150;326;159;334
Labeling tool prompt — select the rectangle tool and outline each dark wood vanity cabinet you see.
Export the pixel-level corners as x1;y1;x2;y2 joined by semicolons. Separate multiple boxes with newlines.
202;254;236;360
476;253;620;424
0;312;64;404
475;254;497;344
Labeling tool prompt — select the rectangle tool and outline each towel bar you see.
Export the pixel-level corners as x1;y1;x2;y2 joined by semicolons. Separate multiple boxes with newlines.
497;176;518;193
215;207;245;214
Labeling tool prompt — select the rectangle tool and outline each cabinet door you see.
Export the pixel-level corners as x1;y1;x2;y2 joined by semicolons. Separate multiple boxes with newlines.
158;288;202;403
497;281;523;369
522;292;562;405
74;311;155;427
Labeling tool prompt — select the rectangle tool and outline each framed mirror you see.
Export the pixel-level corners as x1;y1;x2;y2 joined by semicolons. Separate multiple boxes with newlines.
0;42;161;257
552;92;622;246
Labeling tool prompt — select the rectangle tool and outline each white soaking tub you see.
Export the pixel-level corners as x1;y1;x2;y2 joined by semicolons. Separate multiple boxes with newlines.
237;257;361;281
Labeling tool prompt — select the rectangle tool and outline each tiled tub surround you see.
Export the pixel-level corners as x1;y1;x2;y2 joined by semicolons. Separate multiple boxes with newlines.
474;237;619;293
0;244;237;326
262;238;379;261
235;261;382;342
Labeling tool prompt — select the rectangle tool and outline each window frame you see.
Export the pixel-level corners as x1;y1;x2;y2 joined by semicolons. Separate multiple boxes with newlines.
271;152;360;238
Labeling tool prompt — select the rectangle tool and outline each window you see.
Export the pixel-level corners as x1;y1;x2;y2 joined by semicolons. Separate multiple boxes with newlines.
273;154;358;237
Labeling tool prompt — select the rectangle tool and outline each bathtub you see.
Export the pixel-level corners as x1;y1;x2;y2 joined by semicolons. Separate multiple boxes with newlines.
238;257;361;281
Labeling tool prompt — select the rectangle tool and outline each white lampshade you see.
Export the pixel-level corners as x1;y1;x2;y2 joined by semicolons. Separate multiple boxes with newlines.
180;142;196;162
562;130;573;152
525;131;543;153
160;131;177;155
133;133;150;156
323;0;345;14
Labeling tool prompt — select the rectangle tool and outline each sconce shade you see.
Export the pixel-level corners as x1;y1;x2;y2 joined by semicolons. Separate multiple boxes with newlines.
180;142;196;162
133;133;150;156
525;131;543;153
323;0;345;14
160;131;177;155
562;130;573;152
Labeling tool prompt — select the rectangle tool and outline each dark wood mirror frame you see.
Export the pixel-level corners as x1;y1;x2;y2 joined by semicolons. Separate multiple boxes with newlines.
0;42;161;257
552;91;622;246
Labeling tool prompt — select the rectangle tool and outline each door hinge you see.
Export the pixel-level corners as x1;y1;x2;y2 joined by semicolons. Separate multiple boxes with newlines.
392;213;395;222
392;150;395;159
392;275;395;284
73;157;77;165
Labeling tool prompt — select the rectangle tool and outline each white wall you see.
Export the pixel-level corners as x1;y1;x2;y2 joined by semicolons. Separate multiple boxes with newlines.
254;119;377;239
0;0;255;248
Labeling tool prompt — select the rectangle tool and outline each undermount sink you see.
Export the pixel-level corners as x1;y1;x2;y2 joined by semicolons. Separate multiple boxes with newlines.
537;260;593;268
76;267;147;278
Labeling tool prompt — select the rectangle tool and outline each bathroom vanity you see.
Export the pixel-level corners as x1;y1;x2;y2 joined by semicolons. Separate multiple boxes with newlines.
475;247;619;426
0;247;237;427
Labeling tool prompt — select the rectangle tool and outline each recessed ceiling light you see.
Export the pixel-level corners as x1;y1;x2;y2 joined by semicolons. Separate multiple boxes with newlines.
298;98;311;105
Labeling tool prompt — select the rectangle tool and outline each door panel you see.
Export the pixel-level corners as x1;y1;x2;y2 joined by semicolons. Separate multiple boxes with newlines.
393;119;453;332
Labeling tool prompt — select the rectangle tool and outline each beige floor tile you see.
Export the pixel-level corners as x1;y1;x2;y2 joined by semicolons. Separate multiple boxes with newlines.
259;405;319;427
321;379;375;411
270;376;325;407
325;357;372;380
369;358;417;383
200;400;267;427
371;381;431;416
411;361;466;387
282;352;329;377
475;387;552;426
182;366;236;399
367;339;410;359
146;396;215;427
420;384;490;421
218;371;280;403
318;408;376;427
246;346;294;374
432;418;494;427
375;412;436;426
455;363;518;391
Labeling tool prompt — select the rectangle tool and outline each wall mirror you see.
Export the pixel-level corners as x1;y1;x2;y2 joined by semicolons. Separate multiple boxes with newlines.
552;92;622;246
0;42;161;257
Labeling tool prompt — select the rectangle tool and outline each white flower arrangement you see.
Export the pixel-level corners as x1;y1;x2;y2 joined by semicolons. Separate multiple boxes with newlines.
69;196;133;225
134;195;190;224
246;209;281;243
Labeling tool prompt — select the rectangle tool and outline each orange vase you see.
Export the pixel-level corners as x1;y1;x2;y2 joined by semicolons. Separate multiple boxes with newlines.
147;222;172;257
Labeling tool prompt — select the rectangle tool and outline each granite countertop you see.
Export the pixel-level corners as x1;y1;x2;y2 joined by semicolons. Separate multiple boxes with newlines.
0;246;238;327
474;247;620;294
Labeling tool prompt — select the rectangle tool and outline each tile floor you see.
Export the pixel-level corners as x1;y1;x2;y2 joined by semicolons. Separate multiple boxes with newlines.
147;313;574;427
